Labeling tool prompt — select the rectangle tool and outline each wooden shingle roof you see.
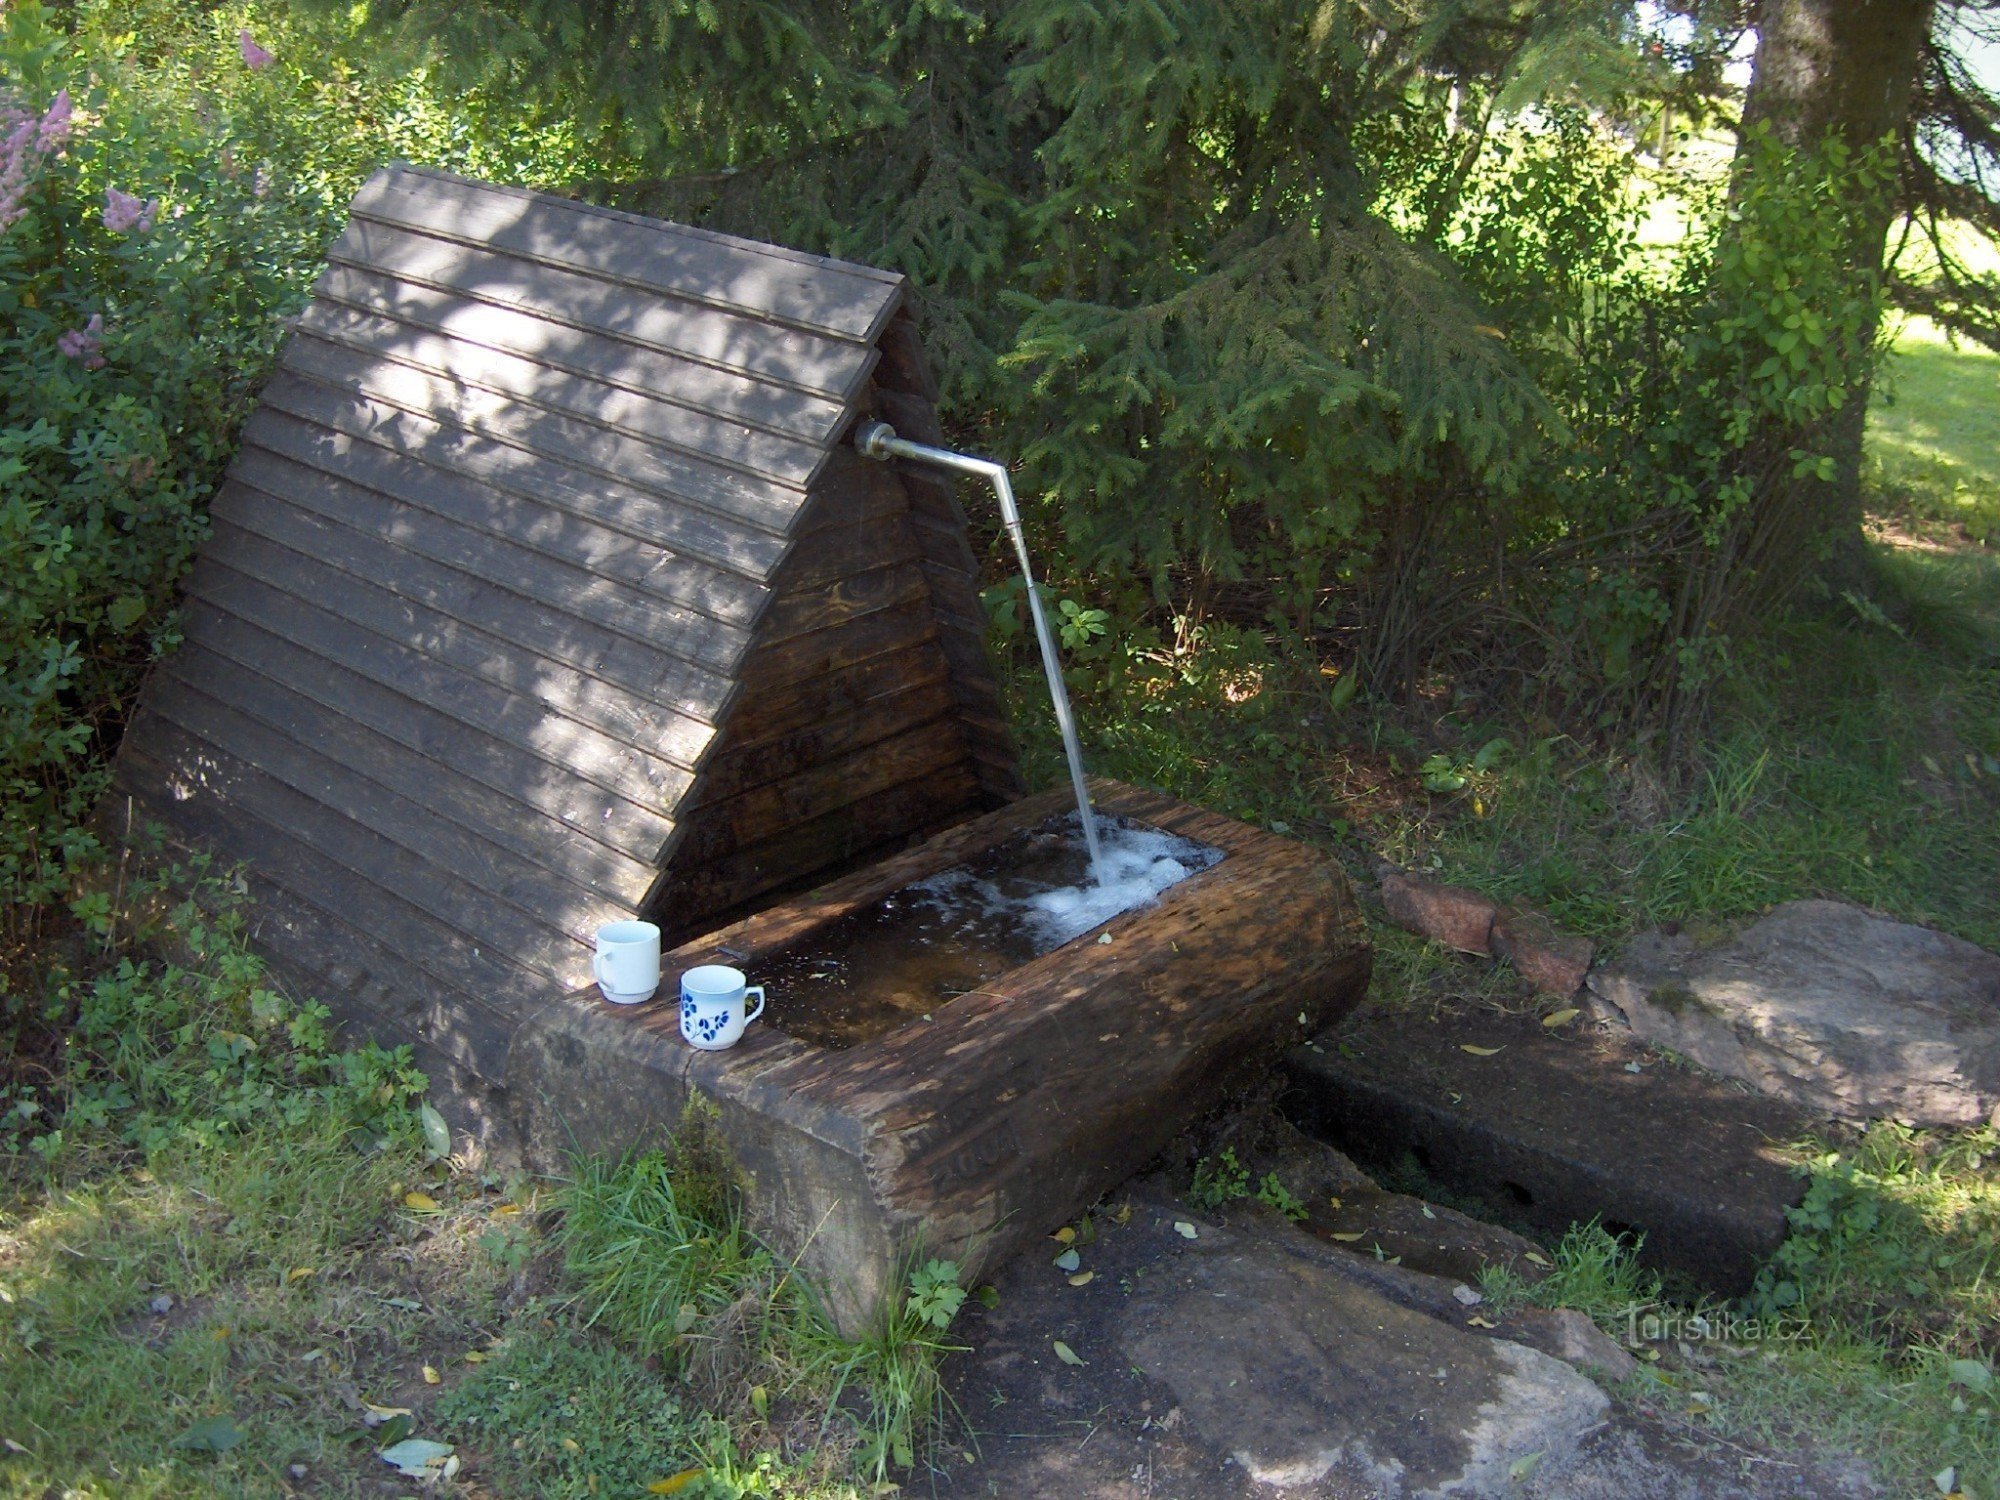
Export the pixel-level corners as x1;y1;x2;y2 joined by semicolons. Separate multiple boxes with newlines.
116;165;1018;1094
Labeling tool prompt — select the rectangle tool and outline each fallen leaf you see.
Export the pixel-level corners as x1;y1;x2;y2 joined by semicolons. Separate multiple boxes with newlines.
1327;1196;1342;1210
749;1385;769;1417
1460;1044;1503;1057
1934;1466;1956;1495
1111;1203;1134;1226
380;1296;422;1311
1051;1226;1076;1245
376;1413;414;1448
1328;1231;1365;1242
171;1415;245;1453
1510;1450;1545;1481
1096;932;1113;945
402;1191;440;1213
561;1438;580;1452
286;1267;315;1283
379;1438;454;1478
1420;1204;1436;1219
1052;1340;1085;1366
363;1404;413;1424
1524;1252;1552;1267
1172;1221;1198;1240
422;1366;440;1385
1946;1359;1993;1393
419;1103;450;1162
3;1439;28;1456
1466;1315;1498;1328
1067;1271;1095;1287
464;1351;487;1364
491;1202;522;1217
1542;1008;1580;1028
974;1285;1000;1310
1077;1216;1096;1246
648;1470;706;1494
1053;1248;1081;1272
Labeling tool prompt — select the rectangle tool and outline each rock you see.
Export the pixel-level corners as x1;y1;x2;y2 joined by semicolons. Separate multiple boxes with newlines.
1122;1234;1609;1494
1381;869;1501;954
1287;1004;1812;1294
1588;901;2000;1127
1492;908;1595;998
1308;1186;1552;1288
1511;1307;1641;1384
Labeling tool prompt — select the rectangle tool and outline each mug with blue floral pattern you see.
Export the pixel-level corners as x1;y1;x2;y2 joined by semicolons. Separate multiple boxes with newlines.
679;964;766;1051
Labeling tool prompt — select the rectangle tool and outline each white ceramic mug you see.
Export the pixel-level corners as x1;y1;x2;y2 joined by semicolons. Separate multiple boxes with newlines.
679;964;766;1050
593;920;662;1004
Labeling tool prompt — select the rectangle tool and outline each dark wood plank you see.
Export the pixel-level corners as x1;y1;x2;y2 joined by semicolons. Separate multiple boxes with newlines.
760;561;931;641
152;646;659;902
722;643;953;753
243;403;782;600
669;719;973;867
181;565;703;815
117;743;556;1018
140;674;632;941
874;306;942;405
215;473;754;677
274;342;810;536
689;682;963;806
744;599;943;691
770;515;922;594
648;763;983;939
168;621;675;867
123;717;592;985
311;262;851;443
328;213;878;401
351;167;903;345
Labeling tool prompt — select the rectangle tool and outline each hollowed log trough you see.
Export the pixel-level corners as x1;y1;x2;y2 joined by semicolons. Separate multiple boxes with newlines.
513;778;1369;1331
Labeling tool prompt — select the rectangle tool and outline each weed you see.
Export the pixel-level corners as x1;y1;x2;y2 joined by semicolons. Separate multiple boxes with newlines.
1189;1148;1251;1209
1254;1172;1309;1222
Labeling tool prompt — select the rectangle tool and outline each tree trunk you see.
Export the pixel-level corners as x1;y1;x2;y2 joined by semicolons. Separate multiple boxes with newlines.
1735;0;1935;590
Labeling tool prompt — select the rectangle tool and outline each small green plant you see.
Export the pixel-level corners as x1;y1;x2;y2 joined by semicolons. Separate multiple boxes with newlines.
1254;1172;1309;1222
1190;1147;1251;1209
905;1258;967;1331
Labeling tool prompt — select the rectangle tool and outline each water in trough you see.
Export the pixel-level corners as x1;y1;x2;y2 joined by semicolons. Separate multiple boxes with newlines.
756;812;1222;1048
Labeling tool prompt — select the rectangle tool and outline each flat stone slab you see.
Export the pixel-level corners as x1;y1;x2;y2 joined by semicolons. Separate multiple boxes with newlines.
929;1178;1872;1499
1588;901;2000;1128
1284;1004;1813;1294
1121;1233;1610;1492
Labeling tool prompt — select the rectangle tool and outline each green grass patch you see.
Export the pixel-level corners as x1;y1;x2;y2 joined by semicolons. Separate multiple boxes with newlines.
1869;314;2000;543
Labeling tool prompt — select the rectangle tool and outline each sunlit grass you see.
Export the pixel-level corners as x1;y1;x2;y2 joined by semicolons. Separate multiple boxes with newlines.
1869;313;2000;543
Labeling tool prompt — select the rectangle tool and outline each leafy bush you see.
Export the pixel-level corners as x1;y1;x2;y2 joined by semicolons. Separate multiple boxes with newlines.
0;4;326;907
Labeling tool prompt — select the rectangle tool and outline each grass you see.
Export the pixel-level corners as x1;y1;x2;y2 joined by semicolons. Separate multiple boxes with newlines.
1869;313;2000;544
0;866;963;1499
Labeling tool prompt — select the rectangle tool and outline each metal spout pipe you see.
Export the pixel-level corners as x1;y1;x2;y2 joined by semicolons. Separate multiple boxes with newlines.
854;419;1104;875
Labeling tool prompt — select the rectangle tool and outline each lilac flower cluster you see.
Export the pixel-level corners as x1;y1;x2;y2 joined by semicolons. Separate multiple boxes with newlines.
57;313;105;370
0;90;71;234
102;184;157;234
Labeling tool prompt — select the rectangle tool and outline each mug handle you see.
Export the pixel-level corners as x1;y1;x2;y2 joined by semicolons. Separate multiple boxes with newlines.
592;949;611;989
743;986;765;1025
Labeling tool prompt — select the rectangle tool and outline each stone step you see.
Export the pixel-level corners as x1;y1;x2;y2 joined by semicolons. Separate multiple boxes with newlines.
1282;1003;1814;1295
